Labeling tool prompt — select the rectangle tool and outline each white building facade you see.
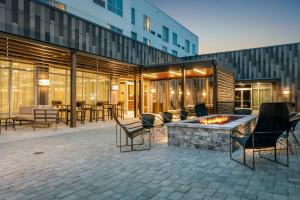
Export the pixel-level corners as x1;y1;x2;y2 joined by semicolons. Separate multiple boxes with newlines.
39;0;199;57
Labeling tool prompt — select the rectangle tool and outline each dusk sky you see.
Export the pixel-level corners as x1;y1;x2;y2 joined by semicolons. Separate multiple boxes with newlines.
149;0;300;54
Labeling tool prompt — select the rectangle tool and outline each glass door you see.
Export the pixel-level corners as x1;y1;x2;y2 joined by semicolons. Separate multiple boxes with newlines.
235;85;252;109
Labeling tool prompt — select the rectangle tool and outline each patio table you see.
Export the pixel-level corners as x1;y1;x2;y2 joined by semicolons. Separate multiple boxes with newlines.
64;104;94;125
0;116;16;134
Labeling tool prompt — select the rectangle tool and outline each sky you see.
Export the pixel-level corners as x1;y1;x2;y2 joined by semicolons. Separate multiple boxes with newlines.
149;0;300;54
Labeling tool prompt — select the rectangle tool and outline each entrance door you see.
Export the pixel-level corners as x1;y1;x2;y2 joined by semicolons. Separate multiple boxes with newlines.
235;88;251;109
127;84;134;112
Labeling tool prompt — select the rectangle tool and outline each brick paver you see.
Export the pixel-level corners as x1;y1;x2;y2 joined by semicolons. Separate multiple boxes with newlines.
0;122;299;200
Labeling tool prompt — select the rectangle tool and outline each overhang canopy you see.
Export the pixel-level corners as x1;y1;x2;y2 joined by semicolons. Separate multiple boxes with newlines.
142;59;218;80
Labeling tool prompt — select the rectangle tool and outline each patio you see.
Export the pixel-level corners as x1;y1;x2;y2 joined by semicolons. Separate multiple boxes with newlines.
0;122;299;200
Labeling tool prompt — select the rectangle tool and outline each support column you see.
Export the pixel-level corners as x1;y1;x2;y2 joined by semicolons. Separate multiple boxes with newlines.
180;66;186;111
138;67;144;114
165;80;169;112
70;51;77;128
134;78;137;117
205;78;209;104
212;63;218;114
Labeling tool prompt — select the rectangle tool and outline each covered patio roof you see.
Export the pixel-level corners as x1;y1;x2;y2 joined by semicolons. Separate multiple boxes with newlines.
142;59;219;80
142;59;235;114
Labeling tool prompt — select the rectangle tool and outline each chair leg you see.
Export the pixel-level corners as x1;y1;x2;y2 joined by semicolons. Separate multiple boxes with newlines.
243;149;246;164
274;146;277;162
291;131;299;145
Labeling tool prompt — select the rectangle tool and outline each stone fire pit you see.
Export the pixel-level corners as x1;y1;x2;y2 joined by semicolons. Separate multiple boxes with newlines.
166;114;256;151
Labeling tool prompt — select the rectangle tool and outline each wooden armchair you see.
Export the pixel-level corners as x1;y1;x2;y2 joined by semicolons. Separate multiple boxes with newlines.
33;109;59;131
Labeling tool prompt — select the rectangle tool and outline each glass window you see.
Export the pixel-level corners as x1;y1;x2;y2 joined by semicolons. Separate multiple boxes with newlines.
192;44;197;55
49;68;70;105
162;26;169;43
0;61;9;115
11;63;35;114
185;40;190;53
131;7;135;25
172;32;178;45
109;24;123;35
77;72;109;104
143;15;151;32
93;0;105;8
172;50;178;57
131;32;137;41
108;0;123;17
143;38;150;46
162;46;167;53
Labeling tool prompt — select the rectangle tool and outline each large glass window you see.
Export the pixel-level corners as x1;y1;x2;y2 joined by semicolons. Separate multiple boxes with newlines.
131;7;135;25
192;44;196;55
108;0;123;17
0;61;35;115
11;63;35;114
108;24;123;35
131;32;137;41
93;0;105;8
185;40;190;53
162;26;169;43
143;38;151;46
252;83;272;110
162;46;168;53
0;61;9;115
77;72;109;104
143;15;151;32
172;50;178;57
49;68;70;105
172;32;178;45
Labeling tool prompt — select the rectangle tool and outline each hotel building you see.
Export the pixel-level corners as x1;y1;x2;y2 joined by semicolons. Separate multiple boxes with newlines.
0;0;299;128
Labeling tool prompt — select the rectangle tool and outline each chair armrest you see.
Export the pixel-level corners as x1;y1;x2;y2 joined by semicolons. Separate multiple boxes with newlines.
126;125;144;130
122;121;141;126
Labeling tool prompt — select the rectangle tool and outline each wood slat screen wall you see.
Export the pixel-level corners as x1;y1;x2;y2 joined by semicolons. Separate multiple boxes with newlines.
0;35;71;68
0;0;178;66
216;69;235;114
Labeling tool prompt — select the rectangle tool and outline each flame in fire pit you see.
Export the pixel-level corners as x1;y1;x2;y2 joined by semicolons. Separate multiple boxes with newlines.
200;116;231;125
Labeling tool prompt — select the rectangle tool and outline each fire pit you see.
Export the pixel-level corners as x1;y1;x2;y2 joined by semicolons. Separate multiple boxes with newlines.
166;114;256;151
189;115;243;125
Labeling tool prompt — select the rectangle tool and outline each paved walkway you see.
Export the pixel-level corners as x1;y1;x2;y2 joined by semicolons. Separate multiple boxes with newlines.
0;122;299;200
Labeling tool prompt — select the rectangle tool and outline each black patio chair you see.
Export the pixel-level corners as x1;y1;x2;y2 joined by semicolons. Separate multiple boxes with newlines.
161;112;173;123
195;103;208;117
140;114;156;136
289;117;300;145
230;102;290;170
234;108;252;115
279;117;300;155
113;109;151;152
180;110;189;120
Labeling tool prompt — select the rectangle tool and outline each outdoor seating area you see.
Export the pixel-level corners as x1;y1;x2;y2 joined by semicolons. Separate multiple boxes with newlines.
113;101;300;171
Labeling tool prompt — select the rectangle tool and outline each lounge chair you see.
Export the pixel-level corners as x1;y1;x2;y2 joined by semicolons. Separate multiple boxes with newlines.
113;109;151;152
195;103;208;117
230;102;290;170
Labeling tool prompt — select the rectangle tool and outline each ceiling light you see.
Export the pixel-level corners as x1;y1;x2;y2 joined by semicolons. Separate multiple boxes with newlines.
143;74;157;78
150;88;156;93
169;71;181;76
193;69;206;75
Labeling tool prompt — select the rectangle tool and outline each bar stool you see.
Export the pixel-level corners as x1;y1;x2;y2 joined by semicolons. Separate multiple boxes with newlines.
92;101;105;122
76;101;86;124
52;100;66;123
116;101;125;119
103;101;111;120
